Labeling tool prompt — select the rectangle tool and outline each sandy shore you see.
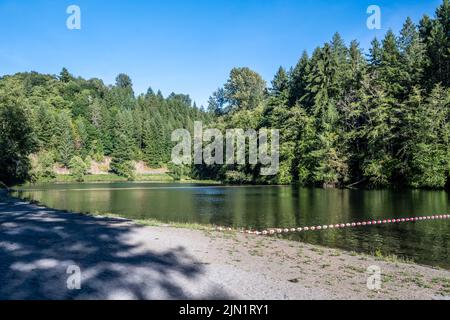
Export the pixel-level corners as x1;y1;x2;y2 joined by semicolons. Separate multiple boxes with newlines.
0;191;449;300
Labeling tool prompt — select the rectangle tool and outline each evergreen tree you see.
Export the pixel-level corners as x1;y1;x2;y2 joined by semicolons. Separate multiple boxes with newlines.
398;17;427;92
59;68;73;83
271;66;289;95
56;112;75;167
379;30;404;98
288;51;309;106
0;1;448;188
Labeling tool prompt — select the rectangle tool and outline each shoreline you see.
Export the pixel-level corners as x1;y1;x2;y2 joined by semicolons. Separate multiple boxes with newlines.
14;173;222;186
1;190;449;300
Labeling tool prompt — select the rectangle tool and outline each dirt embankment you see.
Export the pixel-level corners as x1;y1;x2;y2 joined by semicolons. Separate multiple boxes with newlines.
53;157;169;175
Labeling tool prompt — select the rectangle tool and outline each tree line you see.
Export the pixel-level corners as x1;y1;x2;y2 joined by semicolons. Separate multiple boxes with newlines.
0;70;210;184
200;0;450;189
0;0;449;188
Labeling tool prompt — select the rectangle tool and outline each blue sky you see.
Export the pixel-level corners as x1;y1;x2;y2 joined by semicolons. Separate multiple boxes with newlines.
0;0;442;107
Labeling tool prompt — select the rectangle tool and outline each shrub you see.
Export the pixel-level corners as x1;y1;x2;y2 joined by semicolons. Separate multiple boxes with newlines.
224;170;252;184
69;156;88;182
167;163;190;181
110;158;135;181
30;151;56;182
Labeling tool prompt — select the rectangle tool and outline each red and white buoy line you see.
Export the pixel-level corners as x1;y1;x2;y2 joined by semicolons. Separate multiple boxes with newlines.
213;214;450;236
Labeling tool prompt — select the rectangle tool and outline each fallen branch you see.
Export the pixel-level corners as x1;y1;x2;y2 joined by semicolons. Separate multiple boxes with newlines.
345;178;367;189
0;181;10;192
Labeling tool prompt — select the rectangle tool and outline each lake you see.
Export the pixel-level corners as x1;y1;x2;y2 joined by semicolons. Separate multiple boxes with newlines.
13;182;450;268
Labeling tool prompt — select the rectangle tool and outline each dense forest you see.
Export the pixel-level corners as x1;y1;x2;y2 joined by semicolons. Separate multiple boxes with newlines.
200;0;450;188
0;71;210;184
0;0;449;189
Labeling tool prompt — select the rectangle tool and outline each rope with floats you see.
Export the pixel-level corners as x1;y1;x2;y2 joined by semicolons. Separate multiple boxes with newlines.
213;214;450;236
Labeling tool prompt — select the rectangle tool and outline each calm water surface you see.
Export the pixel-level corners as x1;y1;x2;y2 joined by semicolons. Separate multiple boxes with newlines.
13;182;450;268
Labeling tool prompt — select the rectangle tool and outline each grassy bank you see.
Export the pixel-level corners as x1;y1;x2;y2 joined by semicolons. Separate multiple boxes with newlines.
22;174;222;185
54;173;174;183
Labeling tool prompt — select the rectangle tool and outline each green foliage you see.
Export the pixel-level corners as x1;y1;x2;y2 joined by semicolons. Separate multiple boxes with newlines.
69;156;89;182
224;171;253;184
0;1;449;190
55;111;75;167
198;1;450;189
224;67;266;111
0;99;36;185
167;163;191;181
0;67;209;184
110;159;135;181
30;151;56;182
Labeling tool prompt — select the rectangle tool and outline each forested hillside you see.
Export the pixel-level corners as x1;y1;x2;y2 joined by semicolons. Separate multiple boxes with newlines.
0;71;210;184
1;0;449;189
200;0;450;189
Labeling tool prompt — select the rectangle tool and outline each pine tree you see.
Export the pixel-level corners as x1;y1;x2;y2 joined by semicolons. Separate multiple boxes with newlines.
304;44;338;126
404;86;449;187
271;66;289;95
369;38;383;68
288;51;309;106
420;1;450;88
346;40;367;91
398;17;426;92
59;68;73;83
379;30;404;98
110;111;135;179
56;111;75;167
